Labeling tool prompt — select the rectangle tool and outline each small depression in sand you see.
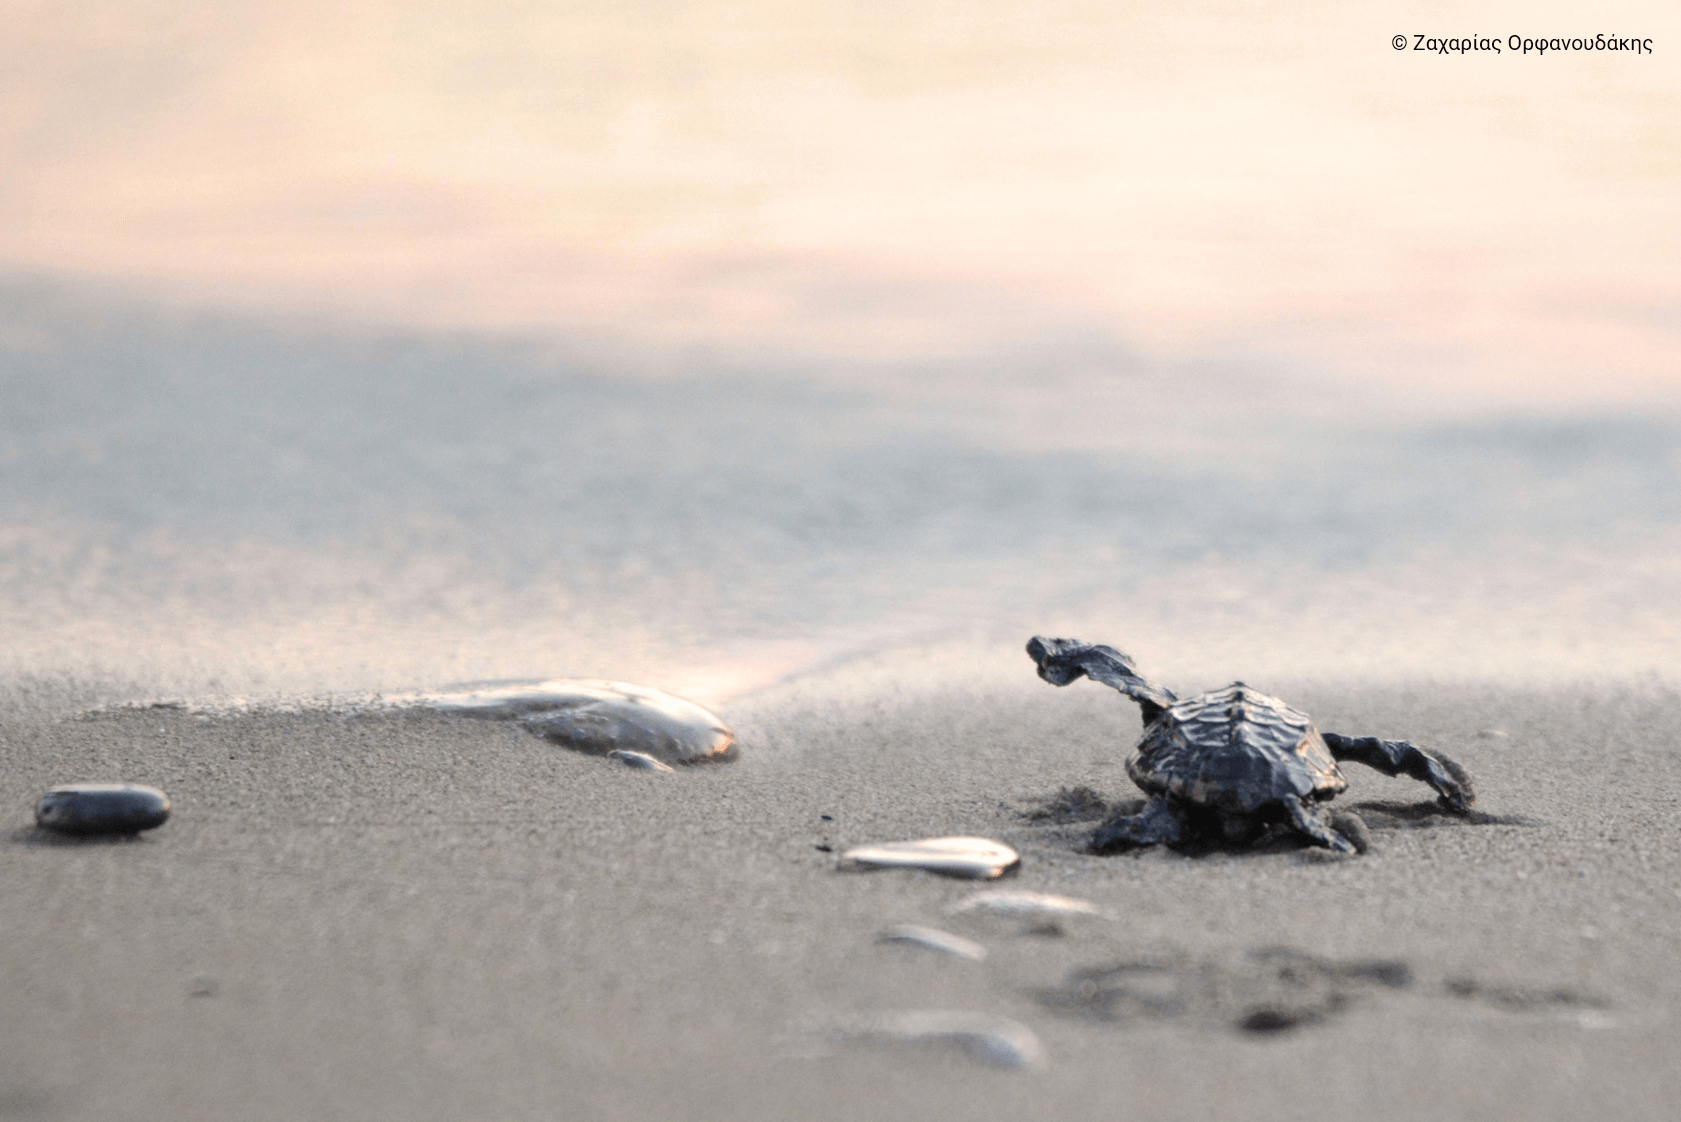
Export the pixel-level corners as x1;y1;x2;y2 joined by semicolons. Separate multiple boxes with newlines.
1018;787;1539;859
1041;946;1610;1035
1042;947;1415;1033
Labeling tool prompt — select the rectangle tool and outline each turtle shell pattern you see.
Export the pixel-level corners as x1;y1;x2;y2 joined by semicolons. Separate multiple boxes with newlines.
1126;683;1347;814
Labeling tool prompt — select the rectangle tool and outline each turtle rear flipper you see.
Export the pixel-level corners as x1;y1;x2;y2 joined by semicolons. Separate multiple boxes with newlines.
1091;796;1187;852
1283;796;1359;854
1328;809;1372;854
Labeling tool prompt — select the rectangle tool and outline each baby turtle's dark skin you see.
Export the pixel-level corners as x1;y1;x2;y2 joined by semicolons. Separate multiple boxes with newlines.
1027;637;1475;855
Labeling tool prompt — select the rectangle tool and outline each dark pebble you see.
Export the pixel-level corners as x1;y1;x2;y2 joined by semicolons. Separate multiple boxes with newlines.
36;784;171;835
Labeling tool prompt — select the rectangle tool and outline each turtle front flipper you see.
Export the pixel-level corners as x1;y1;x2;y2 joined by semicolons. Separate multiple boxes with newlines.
1321;733;1476;814
1091;796;1187;852
1027;637;1178;721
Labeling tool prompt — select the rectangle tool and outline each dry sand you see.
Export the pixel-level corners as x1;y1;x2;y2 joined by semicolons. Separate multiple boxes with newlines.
3;655;1679;1121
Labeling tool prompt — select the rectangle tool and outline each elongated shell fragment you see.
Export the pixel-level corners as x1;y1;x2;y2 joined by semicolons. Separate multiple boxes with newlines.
877;925;989;961
606;749;675;772
839;837;1020;879
846;1011;1043;1069
411;679;734;764
951;891;1107;919
36;784;171;835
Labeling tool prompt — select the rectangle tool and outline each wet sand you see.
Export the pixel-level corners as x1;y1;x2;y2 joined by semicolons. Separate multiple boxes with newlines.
3;654;1678;1121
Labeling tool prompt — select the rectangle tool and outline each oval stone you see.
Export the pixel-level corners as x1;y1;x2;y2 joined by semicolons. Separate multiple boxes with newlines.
412;679;735;764
36;784;171;835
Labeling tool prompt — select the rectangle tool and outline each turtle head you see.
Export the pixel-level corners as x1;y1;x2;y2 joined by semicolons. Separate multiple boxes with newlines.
1026;636;1105;686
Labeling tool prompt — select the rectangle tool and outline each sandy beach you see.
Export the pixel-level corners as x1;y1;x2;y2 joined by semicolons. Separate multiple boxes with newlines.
2;283;1678;1122
4;651;1678;1121
5;8;1680;1115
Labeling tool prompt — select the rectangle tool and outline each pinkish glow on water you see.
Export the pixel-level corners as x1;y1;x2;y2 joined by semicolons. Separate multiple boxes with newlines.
2;3;1679;710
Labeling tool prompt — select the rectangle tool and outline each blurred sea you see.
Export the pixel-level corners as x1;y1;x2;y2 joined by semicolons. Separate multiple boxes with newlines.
1;276;1678;714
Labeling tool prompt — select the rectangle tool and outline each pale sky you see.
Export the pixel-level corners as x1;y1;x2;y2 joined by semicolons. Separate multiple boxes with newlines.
3;0;1678;402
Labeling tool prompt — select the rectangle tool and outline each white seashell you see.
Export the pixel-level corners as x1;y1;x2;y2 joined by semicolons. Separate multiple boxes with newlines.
877;925;988;961
606;749;675;772
951;890;1107;918
839;837;1020;879
850;1011;1043;1069
405;679;734;764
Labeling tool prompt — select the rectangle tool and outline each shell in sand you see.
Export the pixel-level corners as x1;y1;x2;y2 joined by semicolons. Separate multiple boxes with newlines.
848;1011;1042;1069
951;890;1107;919
839;837;1020;879
877;925;988;961
412;679;734;764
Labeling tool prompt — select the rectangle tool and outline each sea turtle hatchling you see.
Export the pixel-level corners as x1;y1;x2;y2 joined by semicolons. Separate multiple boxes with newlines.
1027;637;1475;854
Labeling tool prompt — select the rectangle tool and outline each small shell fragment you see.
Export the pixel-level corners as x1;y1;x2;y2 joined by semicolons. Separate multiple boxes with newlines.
36;784;171;835
877;925;988;961
849;1011;1042;1069
606;749;675;772
839;837;1020;880
951;891;1107;919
